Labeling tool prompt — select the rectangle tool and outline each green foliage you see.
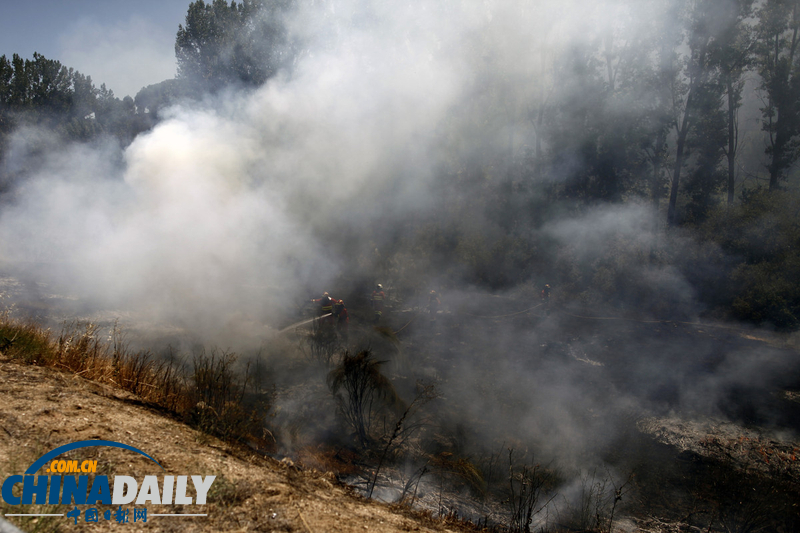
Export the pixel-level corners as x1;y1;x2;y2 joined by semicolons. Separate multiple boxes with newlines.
0;314;54;364
756;0;800;189
1;52;80;142
134;79;188;119
175;0;296;92
700;188;800;329
96;86;150;144
730;260;800;330
0;52;149;153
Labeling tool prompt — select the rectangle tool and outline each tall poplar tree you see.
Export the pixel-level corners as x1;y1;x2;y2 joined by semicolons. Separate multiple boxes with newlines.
756;0;800;190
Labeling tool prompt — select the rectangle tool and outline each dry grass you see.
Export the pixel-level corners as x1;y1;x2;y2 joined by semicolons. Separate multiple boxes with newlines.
0;358;475;533
0;439;64;533
0;314;188;413
187;348;266;441
0;312;263;445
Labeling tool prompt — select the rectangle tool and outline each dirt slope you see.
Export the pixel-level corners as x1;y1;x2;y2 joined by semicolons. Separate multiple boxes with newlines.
0;358;469;533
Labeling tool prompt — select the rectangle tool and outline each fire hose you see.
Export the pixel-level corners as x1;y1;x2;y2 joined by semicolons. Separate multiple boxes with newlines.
278;313;333;333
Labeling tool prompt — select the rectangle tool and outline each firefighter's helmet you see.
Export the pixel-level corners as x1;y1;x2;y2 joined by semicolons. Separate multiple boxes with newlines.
376;284;383;290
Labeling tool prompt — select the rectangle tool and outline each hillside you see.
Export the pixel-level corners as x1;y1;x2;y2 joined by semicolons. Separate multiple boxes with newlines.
0;357;471;533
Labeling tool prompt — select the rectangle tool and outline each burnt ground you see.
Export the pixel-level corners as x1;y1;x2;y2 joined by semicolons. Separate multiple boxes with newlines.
2;272;800;531
361;297;800;530
256;291;800;530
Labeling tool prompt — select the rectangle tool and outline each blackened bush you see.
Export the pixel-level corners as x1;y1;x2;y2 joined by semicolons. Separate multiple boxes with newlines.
327;350;401;448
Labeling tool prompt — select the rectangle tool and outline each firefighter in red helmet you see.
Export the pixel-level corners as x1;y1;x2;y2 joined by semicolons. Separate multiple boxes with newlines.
312;292;335;327
541;284;551;304
333;299;349;343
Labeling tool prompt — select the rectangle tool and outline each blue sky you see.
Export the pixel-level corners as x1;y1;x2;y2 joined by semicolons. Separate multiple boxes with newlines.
0;0;191;98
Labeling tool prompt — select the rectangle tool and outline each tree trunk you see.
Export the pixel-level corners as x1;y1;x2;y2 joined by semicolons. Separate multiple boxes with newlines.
667;112;691;227
765;6;799;190
727;75;736;204
667;129;687;226
652;127;666;210
769;128;786;191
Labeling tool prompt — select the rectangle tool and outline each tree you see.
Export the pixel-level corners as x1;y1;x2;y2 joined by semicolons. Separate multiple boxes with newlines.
175;0;296;92
646;42;677;212
0;55;14;158
96;85;148;145
546;41;628;203
598;0;684;212
709;0;757;204
0;53;92;130
0;52;153;170
9;54;28;107
613;0;684;210
681;84;727;223
134;79;188;118
666;0;729;226
756;0;800;190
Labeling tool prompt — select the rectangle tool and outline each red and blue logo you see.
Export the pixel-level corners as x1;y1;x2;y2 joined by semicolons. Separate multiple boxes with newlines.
2;440;215;525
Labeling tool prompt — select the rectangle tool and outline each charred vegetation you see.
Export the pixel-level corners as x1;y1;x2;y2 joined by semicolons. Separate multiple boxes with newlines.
2;0;800;530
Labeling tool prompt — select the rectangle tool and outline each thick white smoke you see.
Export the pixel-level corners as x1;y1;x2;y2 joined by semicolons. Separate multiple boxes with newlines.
4;5;800;525
0;0;566;334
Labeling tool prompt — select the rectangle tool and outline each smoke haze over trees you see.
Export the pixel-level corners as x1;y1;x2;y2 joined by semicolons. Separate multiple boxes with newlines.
0;0;798;328
1;1;800;529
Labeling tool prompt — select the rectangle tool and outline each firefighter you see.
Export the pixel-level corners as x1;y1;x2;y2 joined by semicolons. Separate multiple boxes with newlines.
312;292;335;326
371;284;385;323
333;299;349;343
428;290;440;321
541;284;551;315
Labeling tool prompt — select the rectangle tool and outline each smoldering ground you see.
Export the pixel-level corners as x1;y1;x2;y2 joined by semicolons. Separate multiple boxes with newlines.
1;0;800;526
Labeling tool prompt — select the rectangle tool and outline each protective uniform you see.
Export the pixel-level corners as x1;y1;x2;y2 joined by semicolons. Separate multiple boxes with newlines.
312;292;335;326
333;300;349;342
428;290;440;320
541;284;551;304
371;284;385;323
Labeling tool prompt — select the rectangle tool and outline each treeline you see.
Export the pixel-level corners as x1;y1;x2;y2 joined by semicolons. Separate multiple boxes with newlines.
495;0;799;223
0;0;295;171
361;0;800;329
0;53;151;148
